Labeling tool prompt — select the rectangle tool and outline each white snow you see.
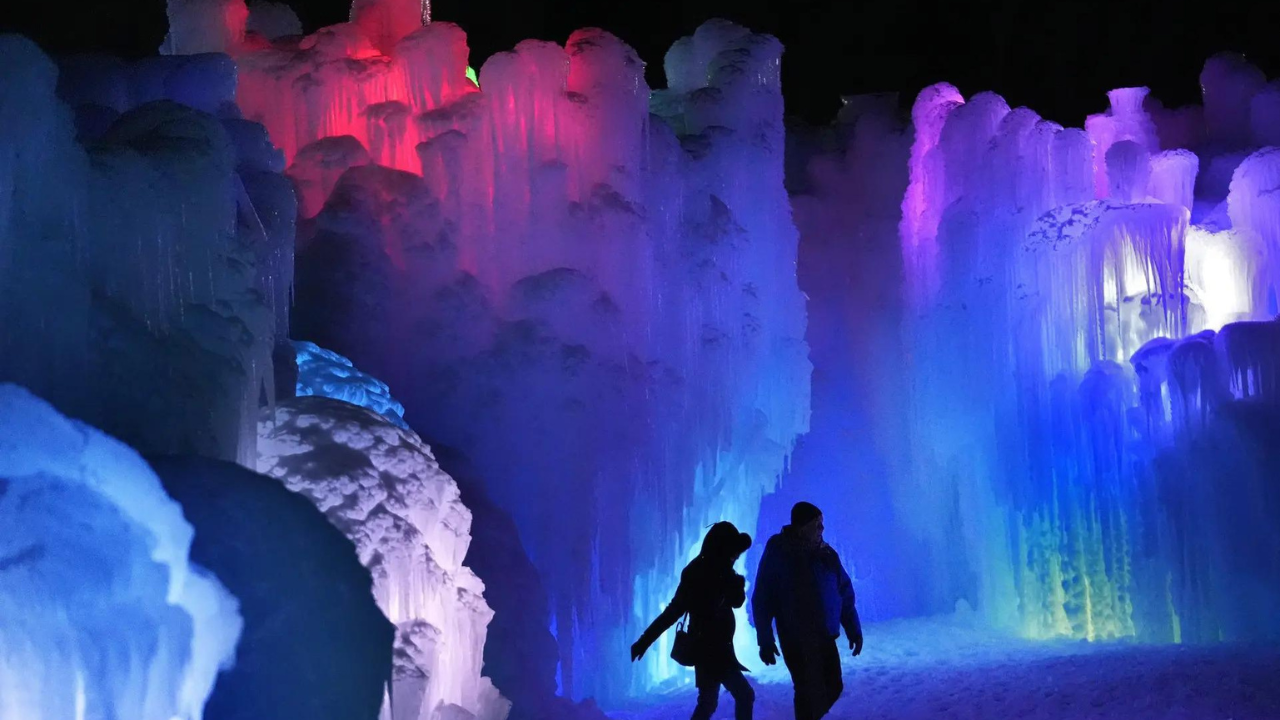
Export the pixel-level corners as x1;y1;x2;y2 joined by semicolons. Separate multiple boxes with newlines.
608;615;1280;720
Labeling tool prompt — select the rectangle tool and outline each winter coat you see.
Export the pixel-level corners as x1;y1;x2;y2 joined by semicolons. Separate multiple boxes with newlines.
751;525;861;650
636;555;749;671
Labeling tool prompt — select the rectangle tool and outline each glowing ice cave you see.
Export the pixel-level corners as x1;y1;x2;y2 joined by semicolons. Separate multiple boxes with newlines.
2;0;1280;718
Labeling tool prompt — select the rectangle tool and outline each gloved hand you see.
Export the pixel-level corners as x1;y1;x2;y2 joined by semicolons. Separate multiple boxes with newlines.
759;644;778;666
849;634;863;657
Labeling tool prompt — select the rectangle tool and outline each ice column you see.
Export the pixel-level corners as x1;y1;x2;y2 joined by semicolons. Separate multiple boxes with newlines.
1086;88;1159;198
901;82;964;308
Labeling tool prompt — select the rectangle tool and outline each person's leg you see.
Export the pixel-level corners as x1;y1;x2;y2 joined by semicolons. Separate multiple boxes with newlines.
780;636;817;720
816;638;843;718
690;664;720;720
721;666;755;720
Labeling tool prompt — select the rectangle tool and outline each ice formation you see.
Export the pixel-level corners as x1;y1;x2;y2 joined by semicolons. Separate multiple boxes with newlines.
784;53;1280;643
0;384;242;720
14;0;1280;709
293;340;409;427
763;94;917;620
427;444;612;720
0;37;291;465
770;49;1280;654
151;455;396;720
157;7;812;702
257;396;509;720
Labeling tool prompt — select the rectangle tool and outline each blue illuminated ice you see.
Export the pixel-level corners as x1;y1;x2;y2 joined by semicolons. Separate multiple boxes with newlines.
293;340;409;428
0;36;289;466
787;51;1280;648
0;383;241;720
273;18;810;703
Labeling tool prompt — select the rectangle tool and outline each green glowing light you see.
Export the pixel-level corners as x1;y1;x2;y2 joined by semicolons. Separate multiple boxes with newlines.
466;66;478;87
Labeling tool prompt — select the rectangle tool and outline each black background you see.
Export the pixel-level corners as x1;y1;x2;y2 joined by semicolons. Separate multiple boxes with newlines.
3;0;1276;125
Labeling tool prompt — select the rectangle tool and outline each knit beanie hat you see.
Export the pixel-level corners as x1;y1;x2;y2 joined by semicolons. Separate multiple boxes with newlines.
791;501;822;528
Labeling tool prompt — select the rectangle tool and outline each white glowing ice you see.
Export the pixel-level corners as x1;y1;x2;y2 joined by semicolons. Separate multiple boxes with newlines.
257;396;509;720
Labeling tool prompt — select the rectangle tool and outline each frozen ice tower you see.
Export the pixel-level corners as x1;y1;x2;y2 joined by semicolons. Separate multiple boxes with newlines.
773;46;1280;655
0;36;289;466
0;384;242;720
351;0;432;54
161;0;249;55
169;8;814;702
258;396;508;720
841;52;1280;645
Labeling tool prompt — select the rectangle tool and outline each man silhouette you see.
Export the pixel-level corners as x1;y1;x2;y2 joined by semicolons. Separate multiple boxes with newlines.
752;502;862;720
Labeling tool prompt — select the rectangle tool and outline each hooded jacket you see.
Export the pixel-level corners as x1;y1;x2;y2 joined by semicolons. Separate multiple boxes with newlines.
635;522;752;671
751;524;861;650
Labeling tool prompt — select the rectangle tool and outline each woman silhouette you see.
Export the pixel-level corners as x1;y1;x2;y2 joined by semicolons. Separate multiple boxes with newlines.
630;521;755;720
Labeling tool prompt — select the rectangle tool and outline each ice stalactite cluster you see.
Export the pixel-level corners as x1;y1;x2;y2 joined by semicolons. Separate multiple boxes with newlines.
257;396;509;720
868;53;1280;643
0;384;242;720
173;3;809;701
0;36;292;465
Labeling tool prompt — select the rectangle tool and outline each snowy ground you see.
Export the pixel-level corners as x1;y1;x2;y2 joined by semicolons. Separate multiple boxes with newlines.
608;613;1280;720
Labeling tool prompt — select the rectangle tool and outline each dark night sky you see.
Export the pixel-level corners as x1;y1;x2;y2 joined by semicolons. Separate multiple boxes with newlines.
2;0;1277;125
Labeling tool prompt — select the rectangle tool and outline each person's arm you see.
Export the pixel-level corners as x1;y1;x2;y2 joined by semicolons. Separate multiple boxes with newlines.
727;571;747;608
836;556;863;654
631;571;690;660
751;541;779;651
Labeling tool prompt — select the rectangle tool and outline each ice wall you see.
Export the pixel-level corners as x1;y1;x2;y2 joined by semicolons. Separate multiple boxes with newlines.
763;94;922;621
257;396;508;720
0;37;291;464
196;6;809;701
0;383;241;720
874;54;1280;642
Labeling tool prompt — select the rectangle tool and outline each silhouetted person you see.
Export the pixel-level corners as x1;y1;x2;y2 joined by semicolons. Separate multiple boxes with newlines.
753;502;862;720
631;521;755;720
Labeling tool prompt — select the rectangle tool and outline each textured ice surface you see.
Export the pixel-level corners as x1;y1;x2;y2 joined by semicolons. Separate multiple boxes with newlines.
257;396;508;720
868;54;1280;646
293;340;409;428
246;15;812;702
0;37;290;465
161;0;249;55
0;384;241;720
